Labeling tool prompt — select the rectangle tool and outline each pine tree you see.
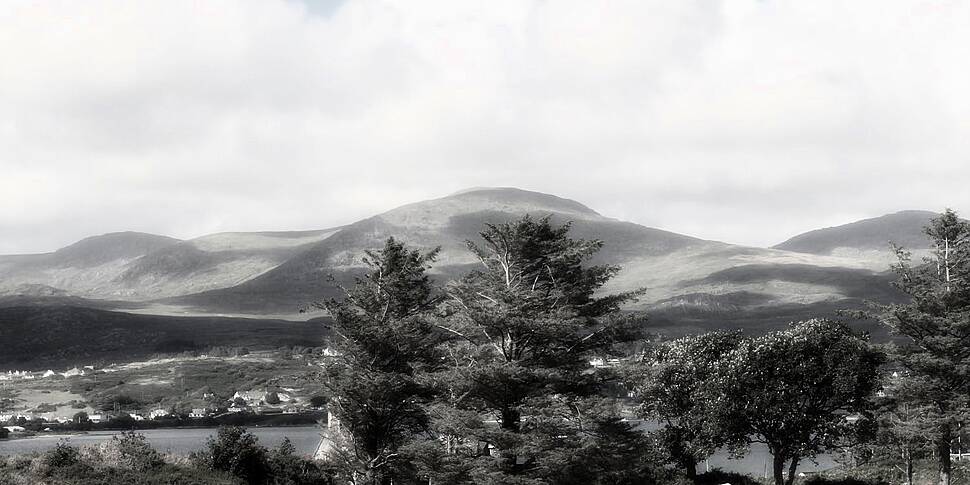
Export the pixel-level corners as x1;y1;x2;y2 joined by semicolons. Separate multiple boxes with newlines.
434;215;645;483
881;209;970;485
311;237;442;485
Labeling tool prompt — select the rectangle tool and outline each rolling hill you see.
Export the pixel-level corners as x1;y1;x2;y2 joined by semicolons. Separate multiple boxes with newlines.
773;210;937;269
0;188;929;338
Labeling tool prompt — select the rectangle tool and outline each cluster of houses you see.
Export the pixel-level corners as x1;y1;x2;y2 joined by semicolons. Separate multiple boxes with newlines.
0;366;94;381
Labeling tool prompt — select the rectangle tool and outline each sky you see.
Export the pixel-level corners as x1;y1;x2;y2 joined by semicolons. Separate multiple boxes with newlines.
2;0;969;254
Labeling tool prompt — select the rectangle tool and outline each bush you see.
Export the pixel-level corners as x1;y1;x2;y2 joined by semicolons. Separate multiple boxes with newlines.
99;431;165;471
44;441;81;468
803;477;889;485
193;426;269;484
0;427;8;440
695;469;763;485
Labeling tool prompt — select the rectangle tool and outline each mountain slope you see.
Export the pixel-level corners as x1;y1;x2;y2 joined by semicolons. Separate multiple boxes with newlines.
175;188;710;313
774;210;936;262
0;232;181;297
172;188;905;331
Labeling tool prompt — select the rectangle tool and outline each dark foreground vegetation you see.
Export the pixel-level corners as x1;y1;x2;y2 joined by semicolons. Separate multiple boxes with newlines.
0;427;332;485
3;210;969;485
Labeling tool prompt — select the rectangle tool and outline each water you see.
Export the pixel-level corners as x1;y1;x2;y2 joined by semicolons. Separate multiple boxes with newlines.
0;426;323;457
0;424;839;478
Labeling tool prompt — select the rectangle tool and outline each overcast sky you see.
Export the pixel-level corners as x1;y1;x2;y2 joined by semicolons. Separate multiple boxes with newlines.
2;0;969;254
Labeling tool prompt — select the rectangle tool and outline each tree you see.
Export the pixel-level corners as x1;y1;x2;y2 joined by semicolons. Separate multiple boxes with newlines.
866;371;934;485
714;319;883;485
436;215;645;483
631;331;743;478
880;209;970;485
72;411;92;431
265;392;281;406
193;425;269;484
311;237;442;485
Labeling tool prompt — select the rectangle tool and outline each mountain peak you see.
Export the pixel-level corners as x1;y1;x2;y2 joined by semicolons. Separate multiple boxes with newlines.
774;210;938;255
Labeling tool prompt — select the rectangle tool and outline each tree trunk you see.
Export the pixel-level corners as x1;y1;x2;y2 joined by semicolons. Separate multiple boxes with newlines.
682;459;697;480
905;446;914;485
772;454;786;485
784;456;800;485
499;407;521;473
939;433;952;485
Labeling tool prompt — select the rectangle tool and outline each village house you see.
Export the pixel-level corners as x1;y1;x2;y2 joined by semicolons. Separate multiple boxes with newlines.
149;409;170;419
88;414;104;423
129;413;146;421
189;408;210;418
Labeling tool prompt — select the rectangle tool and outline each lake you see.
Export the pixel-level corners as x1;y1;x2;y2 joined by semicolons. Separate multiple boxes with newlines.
0;424;839;478
0;426;323;457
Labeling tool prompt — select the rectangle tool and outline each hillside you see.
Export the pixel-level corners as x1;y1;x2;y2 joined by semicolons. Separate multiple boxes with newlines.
0;188;923;337
0;229;340;300
172;188;712;313
0;305;327;370
0;232;181;297
773;210;937;268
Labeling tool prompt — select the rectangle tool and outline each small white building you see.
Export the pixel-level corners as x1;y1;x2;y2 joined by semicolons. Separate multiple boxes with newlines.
149;409;170;419
129;413;146;421
189;408;209;418
61;367;85;378
88;414;104;423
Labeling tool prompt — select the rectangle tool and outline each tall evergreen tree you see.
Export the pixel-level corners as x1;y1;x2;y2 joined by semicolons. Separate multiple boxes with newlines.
311;237;442;485
881;208;970;485
435;215;646;484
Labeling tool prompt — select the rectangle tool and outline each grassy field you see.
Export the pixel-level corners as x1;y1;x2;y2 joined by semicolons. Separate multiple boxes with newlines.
1;351;328;419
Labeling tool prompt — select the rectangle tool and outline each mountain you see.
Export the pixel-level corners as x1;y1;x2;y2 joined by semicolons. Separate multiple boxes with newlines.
0;229;340;300
773;210;937;268
0;188;926;337
172;188;711;313
0;232;181;297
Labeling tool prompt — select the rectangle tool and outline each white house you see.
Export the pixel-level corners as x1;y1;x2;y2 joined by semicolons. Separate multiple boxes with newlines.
149;409;170;419
129;413;146;421
88;414;104;423
3;426;25;433
42;370;56;378
189;408;210;418
61;367;85;378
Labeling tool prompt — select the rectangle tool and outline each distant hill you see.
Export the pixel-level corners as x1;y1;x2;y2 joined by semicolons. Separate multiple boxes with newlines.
774;210;937;256
0;229;340;300
0;232;181;297
173;188;709;313
0;305;327;370
0;188;927;340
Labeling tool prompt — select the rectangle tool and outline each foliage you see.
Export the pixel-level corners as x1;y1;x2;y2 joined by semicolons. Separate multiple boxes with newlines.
103;431;165;471
193;426;269;484
713;319;883;485
311;237;442;484
631;331;743;477
434;215;647;483
43;440;81;469
879;208;970;485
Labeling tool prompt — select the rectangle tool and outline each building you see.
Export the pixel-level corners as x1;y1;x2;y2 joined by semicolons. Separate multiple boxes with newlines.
189;408;210;418
149;409;170;419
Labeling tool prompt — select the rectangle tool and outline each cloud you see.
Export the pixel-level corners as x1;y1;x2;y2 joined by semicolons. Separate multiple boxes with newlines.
1;0;969;253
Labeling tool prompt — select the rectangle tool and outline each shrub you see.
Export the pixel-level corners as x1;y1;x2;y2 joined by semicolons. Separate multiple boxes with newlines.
193;426;269;484
99;431;165;471
0;427;8;440
802;477;889;485
43;441;81;468
695;469;763;485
